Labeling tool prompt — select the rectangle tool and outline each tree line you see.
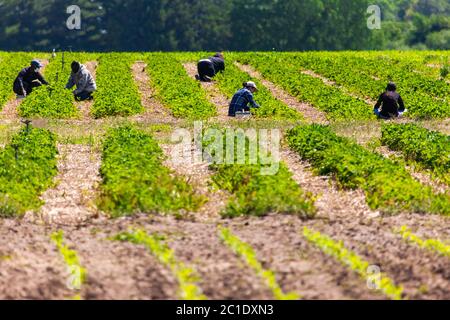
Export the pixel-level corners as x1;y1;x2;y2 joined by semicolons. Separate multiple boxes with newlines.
0;0;448;52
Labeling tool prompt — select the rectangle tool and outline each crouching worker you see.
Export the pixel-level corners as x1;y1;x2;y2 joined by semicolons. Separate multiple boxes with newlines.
228;81;260;117
13;60;49;98
66;61;96;101
374;82;407;120
196;52;225;82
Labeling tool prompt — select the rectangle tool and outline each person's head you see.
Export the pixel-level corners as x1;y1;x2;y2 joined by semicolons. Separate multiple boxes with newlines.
30;60;43;72
386;82;397;92
243;81;258;93
71;61;81;73
214;52;224;59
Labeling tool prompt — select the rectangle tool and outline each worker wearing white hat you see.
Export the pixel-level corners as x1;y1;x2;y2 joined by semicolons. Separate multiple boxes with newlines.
228;81;260;117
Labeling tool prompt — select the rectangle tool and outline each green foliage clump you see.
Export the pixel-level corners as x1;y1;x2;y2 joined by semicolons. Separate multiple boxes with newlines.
287;124;450;215
97;125;206;217
145;53;217;119
92;53;144;118
18;54;86;118
205;129;316;218
115;229;207;300
381;123;449;181
237;53;375;121
0;126;58;217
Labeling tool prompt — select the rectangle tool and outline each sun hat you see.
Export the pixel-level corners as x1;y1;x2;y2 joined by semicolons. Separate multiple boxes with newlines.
244;81;258;91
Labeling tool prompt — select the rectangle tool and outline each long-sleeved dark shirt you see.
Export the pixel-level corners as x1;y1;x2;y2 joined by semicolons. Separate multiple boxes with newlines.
14;67;48;93
209;56;225;73
374;91;405;118
228;88;260;116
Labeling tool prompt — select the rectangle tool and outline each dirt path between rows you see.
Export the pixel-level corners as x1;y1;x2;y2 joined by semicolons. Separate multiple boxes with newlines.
280;146;450;299
235;62;328;124
24;144;101;226
76;61;98;119
161;143;229;222
0;59;50;121
131;61;177;124
301;69;377;106
183;62;230;122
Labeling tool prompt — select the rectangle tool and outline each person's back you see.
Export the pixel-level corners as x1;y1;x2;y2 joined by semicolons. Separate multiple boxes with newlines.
228;82;260;117
374;82;405;119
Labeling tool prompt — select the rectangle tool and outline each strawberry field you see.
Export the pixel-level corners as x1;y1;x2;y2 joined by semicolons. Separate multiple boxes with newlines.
0;51;449;300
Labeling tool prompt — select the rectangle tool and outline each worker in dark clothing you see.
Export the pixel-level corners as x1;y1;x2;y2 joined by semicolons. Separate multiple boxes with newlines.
228;81;260;117
13;60;49;97
195;52;225;82
374;82;407;119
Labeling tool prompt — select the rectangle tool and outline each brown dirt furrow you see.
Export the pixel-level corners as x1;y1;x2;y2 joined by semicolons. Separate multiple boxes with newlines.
280;147;450;299
301;69;376;105
131;61;177;124
235;62;328;124
161;143;229;222
25;144;101;226
63;221;178;300
225;216;383;300
77;61;98;119
183;62;230;122
376;146;449;195
0;220;71;299
136;216;274;300
0;59;50;121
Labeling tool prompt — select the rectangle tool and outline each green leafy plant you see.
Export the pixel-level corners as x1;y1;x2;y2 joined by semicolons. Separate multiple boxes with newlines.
235;53;375;121
92;53;144;118
395;226;450;258
18;53;96;118
114;229;207;300
381;123;449;183
287;124;450;215
97;124;206;217
303;227;403;300
0;125;58;217
204;128;316;218
219;227;300;300
51;230;87;300
144;53;216;119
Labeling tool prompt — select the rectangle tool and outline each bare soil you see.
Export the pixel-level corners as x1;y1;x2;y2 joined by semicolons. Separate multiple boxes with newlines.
131;61;177;124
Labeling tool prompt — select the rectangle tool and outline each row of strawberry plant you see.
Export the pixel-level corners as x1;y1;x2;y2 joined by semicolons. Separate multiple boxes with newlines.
92;53;143;118
236;53;375;121
0;52;36;111
0;125;58;217
219;227;300;300
97;125;206;217
204;128;316;218
395;226;450;258
51;231;87;300
381;123;449;181
144;53;216;119
291;52;450;119
191;53;303;120
19;53;95;118
287;125;450;215
303;227;403;300
115;229;207;300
